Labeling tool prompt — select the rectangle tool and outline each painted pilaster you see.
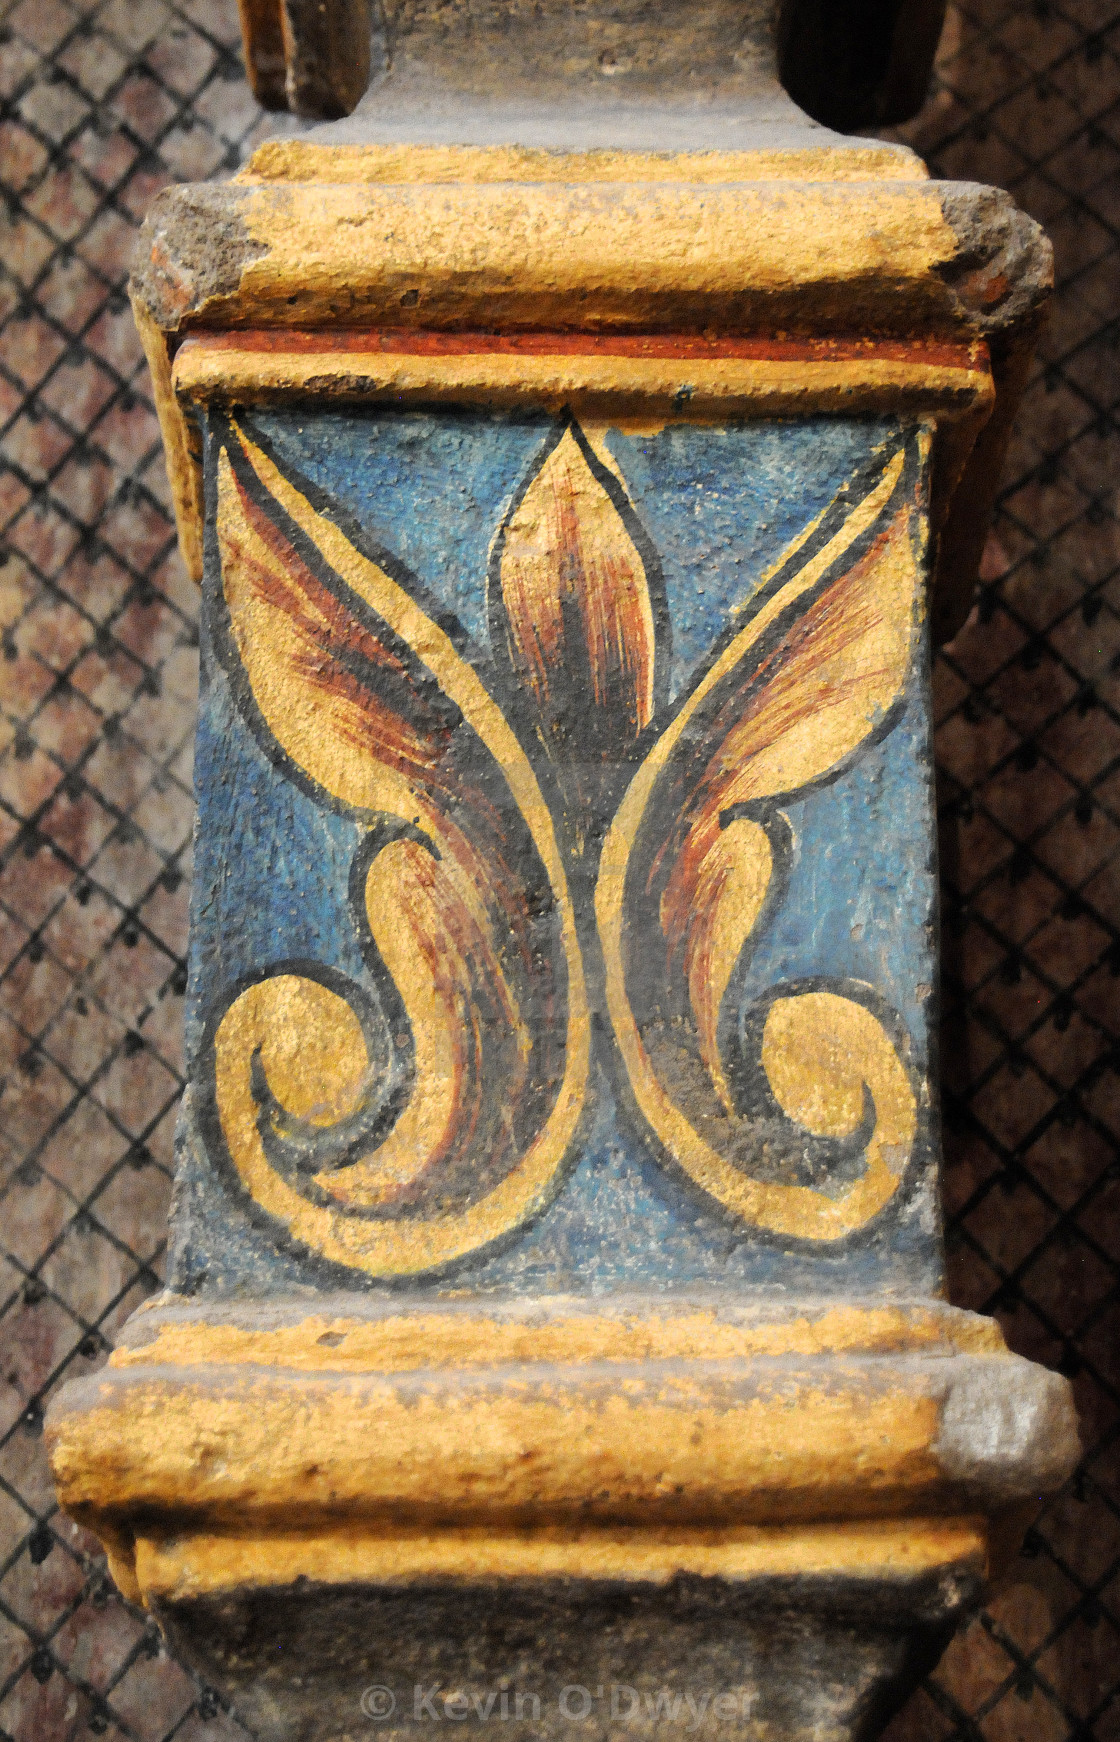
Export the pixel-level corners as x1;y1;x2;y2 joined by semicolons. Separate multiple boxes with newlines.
47;9;1077;1739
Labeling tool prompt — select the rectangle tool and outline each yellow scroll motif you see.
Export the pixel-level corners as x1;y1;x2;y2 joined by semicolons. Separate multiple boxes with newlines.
595;443;925;1240
762;992;915;1170
683;816;774;1117
211;422;589;1277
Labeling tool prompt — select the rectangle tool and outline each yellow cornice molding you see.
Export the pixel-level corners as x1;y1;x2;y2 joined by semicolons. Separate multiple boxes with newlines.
236;140;932;186
135;1516;989;1608
134;177;1022;340
46;1299;1077;1611
109;1295;1009;1374
129;146;1049;638
172;331;995;424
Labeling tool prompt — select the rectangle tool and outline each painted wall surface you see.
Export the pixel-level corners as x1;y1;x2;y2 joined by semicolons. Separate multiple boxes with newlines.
170;404;942;1298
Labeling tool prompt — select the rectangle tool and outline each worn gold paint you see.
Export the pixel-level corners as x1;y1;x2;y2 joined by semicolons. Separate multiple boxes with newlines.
218;418;928;1247
596;448;923;1239
685;817;773;1115
762;989;917;1167
110;1301;1008;1374
239;140;931;186
48;1366;950;1533
139;138;997;579
131;298;203;580
85;135;1060;1673
48;1305;1008;1608
173;340;994;420
215;431;553;1226
214;941;503;1213
227;976;368;1126
212;425;591;1274
170;339;989;594
152;180;970;337
353;840;526;1204
217;449;417;815
132;1516;986;1607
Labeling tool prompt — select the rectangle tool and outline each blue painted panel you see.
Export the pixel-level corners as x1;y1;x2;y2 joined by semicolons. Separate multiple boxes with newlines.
171;404;942;1300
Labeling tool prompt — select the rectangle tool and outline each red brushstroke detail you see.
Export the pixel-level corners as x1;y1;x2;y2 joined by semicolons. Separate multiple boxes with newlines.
233;470;452;792
656;519;904;973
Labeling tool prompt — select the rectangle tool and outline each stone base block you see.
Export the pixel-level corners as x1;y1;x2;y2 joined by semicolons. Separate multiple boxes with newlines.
158;1565;977;1742
47;1295;1076;1741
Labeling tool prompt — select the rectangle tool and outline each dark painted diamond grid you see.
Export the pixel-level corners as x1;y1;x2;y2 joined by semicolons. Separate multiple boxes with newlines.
0;0;1117;1736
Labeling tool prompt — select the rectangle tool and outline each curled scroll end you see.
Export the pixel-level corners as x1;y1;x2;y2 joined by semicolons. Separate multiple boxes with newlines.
761;990;918;1187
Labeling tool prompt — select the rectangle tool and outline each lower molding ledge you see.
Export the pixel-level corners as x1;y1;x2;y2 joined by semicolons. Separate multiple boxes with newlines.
134;1515;988;1604
46;1295;1078;1742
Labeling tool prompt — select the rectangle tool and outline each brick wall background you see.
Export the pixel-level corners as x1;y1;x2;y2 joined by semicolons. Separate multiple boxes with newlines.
1;3;1117;1737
